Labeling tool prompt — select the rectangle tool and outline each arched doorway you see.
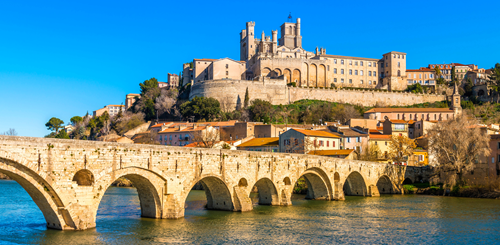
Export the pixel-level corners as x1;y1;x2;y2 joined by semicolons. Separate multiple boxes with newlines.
343;171;367;196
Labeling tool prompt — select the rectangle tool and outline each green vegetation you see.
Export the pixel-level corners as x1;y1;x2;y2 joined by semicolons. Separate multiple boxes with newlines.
45;117;64;134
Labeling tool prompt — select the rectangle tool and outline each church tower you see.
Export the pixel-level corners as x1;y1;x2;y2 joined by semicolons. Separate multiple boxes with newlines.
278;14;302;49
240;22;256;62
451;82;462;116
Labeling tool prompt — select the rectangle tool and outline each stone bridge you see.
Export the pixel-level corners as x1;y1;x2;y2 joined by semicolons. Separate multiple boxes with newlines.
0;136;428;230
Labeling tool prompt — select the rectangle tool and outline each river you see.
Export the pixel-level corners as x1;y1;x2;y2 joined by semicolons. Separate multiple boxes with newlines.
0;179;499;244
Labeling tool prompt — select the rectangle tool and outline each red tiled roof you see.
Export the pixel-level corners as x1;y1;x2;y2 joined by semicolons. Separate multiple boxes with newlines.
365;108;452;113
369;134;391;140
237;137;279;147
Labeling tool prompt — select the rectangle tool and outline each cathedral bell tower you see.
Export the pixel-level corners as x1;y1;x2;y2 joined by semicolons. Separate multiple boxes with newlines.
278;14;302;49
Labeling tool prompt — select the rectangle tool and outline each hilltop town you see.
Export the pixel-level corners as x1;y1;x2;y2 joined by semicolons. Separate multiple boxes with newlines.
37;17;500;195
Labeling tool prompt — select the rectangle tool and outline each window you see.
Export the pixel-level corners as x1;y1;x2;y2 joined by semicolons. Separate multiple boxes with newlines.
374;72;376;77
369;80;372;85
385;142;387;146
334;78;337;83
327;65;330;71
349;60;352;65
374;62;376;67
341;60;344;64
375;141;378;145
341;69;344;74
226;64;229;68
333;141;336;147
341;78;344;83
360;61;364;66
226;71;228;75
334;68;337;74
355;61;358;66
368;62;372;67
355;70;358;75
369;71;372;76
360;70;363;76
356;137;360;143
398;62;400;68
360;80;363;84
319;140;324;146
349;69;352;75
386;63;388;67
349;79;352;83
334;59;337;64
327;141;329;147
169;135;172;141
347;137;351;143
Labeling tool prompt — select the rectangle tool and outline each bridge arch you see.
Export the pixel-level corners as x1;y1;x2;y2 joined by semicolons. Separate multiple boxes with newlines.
251;177;279;205
73;169;94;186
0;153;76;230
186;176;234;211
376;175;396;194
294;167;333;200
343;171;368;196
94;167;165;223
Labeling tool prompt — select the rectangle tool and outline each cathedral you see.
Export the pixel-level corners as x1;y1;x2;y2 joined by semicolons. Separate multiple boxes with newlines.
239;16;407;90
184;16;408;91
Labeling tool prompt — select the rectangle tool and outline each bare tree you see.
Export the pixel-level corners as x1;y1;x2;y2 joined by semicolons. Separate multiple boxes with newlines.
427;113;491;187
219;96;233;113
1;128;18;136
388;135;416;163
155;89;178;115
359;144;382;161
284;137;306;153
191;127;220;148
134;130;159;145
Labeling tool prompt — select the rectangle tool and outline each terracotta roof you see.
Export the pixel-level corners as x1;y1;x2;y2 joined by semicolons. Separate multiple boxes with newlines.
309;149;355;156
237;137;279;147
369;134;391;140
365;108;452;113
292;128;341;138
369;129;382;134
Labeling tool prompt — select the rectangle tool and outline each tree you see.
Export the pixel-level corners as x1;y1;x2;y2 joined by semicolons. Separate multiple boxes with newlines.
219;96;233;113
244;87;250;108
451;66;457;85
180;96;221;122
45;117;64;133
388;134;416;163
332;104;361;124
488;63;500;103
70;116;83;126
140;77;159;95
155;89;178;116
406;83;424;94
1;128;17;136
249;99;273;123
359;144;382;161
191;127;220;148
427;113;490;187
55;129;70;139
463;77;474;97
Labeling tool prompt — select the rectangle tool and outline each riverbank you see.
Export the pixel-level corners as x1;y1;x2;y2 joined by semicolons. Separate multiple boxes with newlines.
405;183;500;199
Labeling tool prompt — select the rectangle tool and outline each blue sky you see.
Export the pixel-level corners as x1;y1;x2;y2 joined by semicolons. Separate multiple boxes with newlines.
1;0;499;137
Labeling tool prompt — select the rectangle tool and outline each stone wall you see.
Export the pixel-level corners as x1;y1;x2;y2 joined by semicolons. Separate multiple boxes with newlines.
190;79;447;110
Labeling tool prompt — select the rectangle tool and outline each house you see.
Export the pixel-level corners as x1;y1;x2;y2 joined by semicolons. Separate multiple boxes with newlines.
346;118;378;130
382;119;411;138
158;126;218;146
279;128;341;153
408;149;428;166
236;137;279;152
309;149;356;159
368;134;391;160
413;120;437;139
364;108;457;121
322;125;369;153
220;122;286;141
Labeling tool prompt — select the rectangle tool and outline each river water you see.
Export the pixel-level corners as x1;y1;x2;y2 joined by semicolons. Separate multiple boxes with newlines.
0;179;499;244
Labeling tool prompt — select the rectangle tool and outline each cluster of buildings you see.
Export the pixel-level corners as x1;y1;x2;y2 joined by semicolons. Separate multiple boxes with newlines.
177;16;491;95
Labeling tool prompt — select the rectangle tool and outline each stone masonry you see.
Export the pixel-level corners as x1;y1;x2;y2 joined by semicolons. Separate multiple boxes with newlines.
0;136;428;230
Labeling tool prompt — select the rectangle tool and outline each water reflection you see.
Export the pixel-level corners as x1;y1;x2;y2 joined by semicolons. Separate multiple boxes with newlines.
1;179;500;244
